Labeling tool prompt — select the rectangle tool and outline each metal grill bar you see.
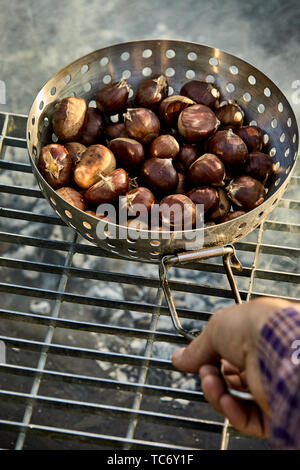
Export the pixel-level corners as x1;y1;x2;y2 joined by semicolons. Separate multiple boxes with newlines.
0;111;299;450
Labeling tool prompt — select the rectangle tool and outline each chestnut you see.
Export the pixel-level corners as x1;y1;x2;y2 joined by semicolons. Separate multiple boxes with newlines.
56;186;86;211
180;80;220;108
227;175;265;211
209;188;231;221
176;144;198;170
84;168;129;205
134;74;168;110
80;108;105;146
64;142;87;166
187;186;219;215
73;144;116;189
140;157;178;193
235;125;264;152
38;144;72;189
158;95;195;127
178;104;220;143
124;108;160;144
96;77;130;115
52;97;88;142
244;152;274;184
188;153;225;187
208;129;248;167
219;210;246;223
174;172;187;194
159;194;196;230
215;102;244;129
120;187;155;217
108;137;145;171
105;122;128;140
149;134;180;159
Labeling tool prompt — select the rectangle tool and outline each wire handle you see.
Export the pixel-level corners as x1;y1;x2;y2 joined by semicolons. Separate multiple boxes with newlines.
159;244;254;401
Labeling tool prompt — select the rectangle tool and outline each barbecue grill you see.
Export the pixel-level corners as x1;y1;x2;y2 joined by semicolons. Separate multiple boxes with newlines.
0;41;299;449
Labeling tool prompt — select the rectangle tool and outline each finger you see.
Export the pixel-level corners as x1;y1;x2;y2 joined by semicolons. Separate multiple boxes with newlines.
221;359;241;376
220;393;270;439
199;366;227;415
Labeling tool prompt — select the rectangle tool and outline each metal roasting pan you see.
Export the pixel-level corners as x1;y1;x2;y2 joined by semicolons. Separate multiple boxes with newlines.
26;40;299;370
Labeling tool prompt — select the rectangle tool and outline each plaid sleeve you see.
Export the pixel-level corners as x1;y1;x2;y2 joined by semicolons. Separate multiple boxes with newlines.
257;306;300;449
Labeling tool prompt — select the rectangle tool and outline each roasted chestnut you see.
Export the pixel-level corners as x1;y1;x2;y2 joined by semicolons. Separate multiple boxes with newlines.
84;168;129;205
178;104;220;143
73;144;116;189
244;152;274;184
38;144;72;189
134;74;168;110
80;107;105;146
149;134;180;159
235;125;264;152
187;186;219;215
215;102;244;129
180;80;220;108
108;137;145;171
176;144;198;170
56;186;86;211
124;108;160;144
174;172;187;194
209;188;231;221
159;194;196;230
219;210;246;223
105;122;128;140
52;97;88;142
208;129;248;167
64;142;87;166
188;153;225;187
227;175;265;211
96;78;130;115
120;186;155;217
140;157;178;193
158;95;195;127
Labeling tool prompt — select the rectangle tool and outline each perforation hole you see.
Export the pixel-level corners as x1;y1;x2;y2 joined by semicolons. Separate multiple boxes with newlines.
142;49;152;59
292;134;296;143
121;52;130;61
257;103;265;113
285;165;291;174
243;92;251;102
263;134;269;145
50;87;56;96
39;100;44;110
248;75;256;85
122;70;131;79
142;67;152;77
32;116;35;126
185;69;195;79
256;211;264;220
238;222;247;229
32;145;37;156
100;57;109;66
150;239;161;247
127;235;137;244
43;116;49;127
187;52;197;61
65;210;72;219
110;114;119;123
272;198;278;206
166;67;175;77
229;65;239;75
28;131;31;141
168;86;174;96
83;221;92;229
85;233;94;240
107;241;116;249
280;132;286;143
83;82;92;92
128;248;137;254
103;74;112;84
226;83;235;93
278;102;283;112
275;177;280;187
81;64;89;74
249;120;257;126
64;74;71;84
50;197;56;206
52;133;58;142
269;147;276;157
166;49;175;59
284;148;290;157
129;88;134;98
89;100;96;108
264;87;271;97
205;74;215;83
287;117;292;127
209;57;219;66
150;251;160;260
271;118;278;128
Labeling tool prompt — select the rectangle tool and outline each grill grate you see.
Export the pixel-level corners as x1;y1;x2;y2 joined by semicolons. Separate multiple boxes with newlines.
0;111;299;450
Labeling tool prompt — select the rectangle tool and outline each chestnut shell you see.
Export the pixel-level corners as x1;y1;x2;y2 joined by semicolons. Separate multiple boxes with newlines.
188;153;225;187
124;108;160;144
178;104;220;143
208;129;248;167
227;175;265;211
38;144;72;189
140;157;178;194
180;80;220;108
134;74;168;110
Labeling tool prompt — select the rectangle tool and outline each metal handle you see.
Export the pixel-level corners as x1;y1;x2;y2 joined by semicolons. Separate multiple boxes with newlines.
160;244;254;401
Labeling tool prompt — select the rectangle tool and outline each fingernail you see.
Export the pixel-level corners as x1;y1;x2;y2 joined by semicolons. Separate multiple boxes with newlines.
171;347;186;363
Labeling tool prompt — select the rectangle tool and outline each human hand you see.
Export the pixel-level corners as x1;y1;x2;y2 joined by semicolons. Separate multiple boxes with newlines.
171;297;293;439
